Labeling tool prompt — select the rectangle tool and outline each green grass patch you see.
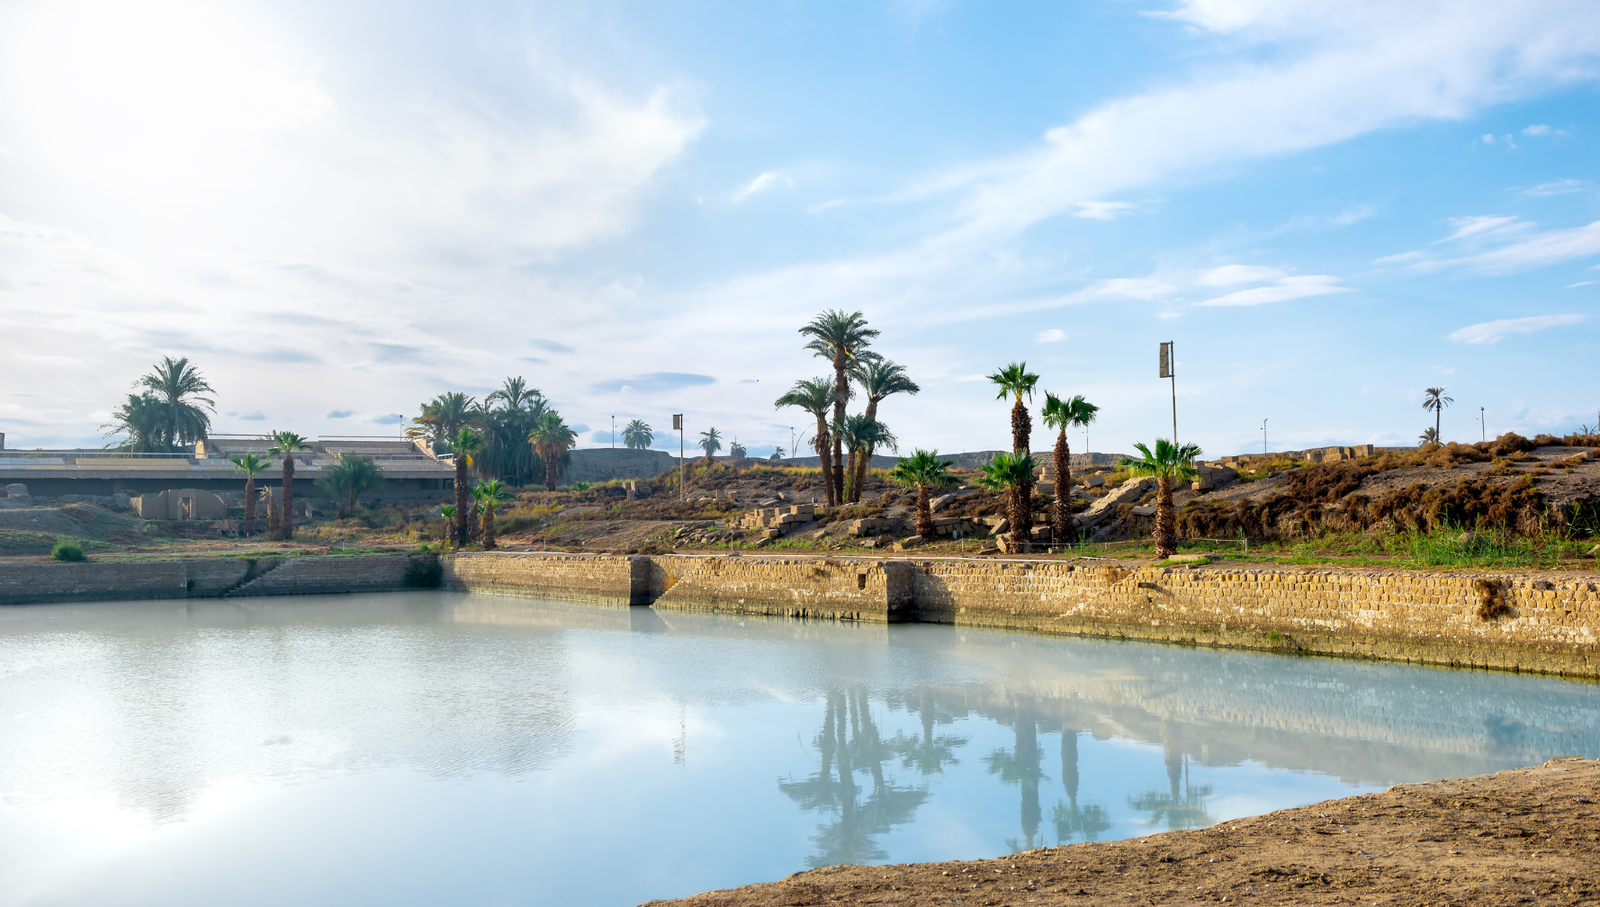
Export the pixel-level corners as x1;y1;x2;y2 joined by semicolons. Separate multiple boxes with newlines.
50;540;86;561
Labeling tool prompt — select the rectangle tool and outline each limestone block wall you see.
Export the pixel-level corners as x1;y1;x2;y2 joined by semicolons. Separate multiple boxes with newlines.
441;552;637;604
646;555;913;621
226;555;411;597
0;555;406;604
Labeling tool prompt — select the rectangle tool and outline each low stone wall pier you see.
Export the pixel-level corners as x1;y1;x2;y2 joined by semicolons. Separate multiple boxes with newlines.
0;555;413;604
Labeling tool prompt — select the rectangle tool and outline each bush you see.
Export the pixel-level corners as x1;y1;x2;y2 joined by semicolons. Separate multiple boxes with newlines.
404;554;442;587
51;540;86;562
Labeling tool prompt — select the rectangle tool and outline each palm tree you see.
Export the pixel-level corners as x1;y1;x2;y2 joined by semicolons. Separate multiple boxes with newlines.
1041;393;1099;542
1422;387;1453;440
267;431;313;540
315;455;386;518
474;479;512;550
229;452;272;535
975;452;1037;553
622;419;654;450
102;393;169;452
988;362;1041;543
1419;427;1440;446
837;413;897;503
698;427;723;463
852;358;919;478
890;449;955;537
773;445;786;459
478;378;549;485
405;392;479;449
136;356;216;448
1118;439;1205;558
528;412;578;491
728;439;747;460
447;427;482;547
775;378;840;507
486;376;545;413
800;310;880;504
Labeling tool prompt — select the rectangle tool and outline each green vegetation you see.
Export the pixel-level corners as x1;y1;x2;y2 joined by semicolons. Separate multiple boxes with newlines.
891;449;955;537
314;454;387;518
1042;392;1098;542
102;356;217;452
698;427;723;462
976;452;1036;550
528;412;577;491
1119;439;1204;559
1422;386;1453;440
835;413;895;503
446;426;482;547
775;377;840;506
268;430;313;541
229;452;273;536
50;540;86;561
988;362;1041;546
473;479;512;550
800;309;880;504
623;419;654;450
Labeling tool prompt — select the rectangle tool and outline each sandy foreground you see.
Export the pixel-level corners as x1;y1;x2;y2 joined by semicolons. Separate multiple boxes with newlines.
645;758;1600;907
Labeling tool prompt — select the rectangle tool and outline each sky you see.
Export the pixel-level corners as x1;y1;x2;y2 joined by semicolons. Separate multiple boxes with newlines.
1;0;1598;458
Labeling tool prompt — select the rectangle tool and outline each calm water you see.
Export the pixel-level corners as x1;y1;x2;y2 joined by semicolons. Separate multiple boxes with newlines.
1;593;1597;907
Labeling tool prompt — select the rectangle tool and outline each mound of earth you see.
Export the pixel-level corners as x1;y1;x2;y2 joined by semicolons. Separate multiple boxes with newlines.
0;503;144;555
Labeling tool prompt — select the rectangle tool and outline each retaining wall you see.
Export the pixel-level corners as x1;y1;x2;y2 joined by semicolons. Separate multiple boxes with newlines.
0;555;412;604
440;552;638;604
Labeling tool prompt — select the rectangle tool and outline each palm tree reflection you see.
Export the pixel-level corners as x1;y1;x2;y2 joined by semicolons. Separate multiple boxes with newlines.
1051;728;1111;844
1128;719;1214;831
779;689;930;867
984;695;1048;852
889;685;968;777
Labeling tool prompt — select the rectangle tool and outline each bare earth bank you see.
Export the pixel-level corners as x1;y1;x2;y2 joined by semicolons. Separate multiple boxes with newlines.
644;758;1600;907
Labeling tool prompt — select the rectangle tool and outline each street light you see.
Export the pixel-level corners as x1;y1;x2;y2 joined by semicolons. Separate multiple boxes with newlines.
1261;418;1268;456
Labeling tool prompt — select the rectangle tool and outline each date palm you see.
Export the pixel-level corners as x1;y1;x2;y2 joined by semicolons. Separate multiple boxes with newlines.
775;378;839;507
698;427;723;463
1118;439;1204;559
1422;387;1452;440
837;413;897;503
528;412;578;491
975;453;1037;553
474;479;512;550
988;362;1041;543
102;393;169;452
1418;426;1439;446
447;427;482;547
622;419;654;450
267;431;313;540
137;356;216;448
1041;393;1099;542
229;452;272;535
800;310;879;504
315;454;386;518
891;449;955;538
851;357;918;491
406;392;479;449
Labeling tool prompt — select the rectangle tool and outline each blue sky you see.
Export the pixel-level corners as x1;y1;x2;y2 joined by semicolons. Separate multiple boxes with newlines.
1;0;1598;457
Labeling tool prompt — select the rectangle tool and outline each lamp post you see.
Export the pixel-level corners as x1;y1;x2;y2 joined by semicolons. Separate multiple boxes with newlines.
1480;407;1485;442
1262;418;1268;456
611;415;615;448
673;414;685;500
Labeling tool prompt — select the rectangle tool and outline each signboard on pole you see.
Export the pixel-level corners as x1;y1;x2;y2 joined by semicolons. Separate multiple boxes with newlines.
1159;341;1172;379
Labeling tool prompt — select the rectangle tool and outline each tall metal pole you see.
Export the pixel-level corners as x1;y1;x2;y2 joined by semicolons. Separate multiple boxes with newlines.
611;415;615;448
1481;407;1485;442
1262;418;1268;455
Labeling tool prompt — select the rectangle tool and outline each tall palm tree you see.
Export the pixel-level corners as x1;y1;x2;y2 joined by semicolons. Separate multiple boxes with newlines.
698;427;723;463
1118;439;1204;558
229;452;272;535
622;419;654;450
837;413;896;503
1422;387;1453;440
486;376;545;413
447;427;482;547
800;310;880;503
775;378;840;507
988;362;1041;543
267;431;313;540
975;452;1037;553
1041;392;1099;542
528;412;578;491
890;449;955;537
474;479;512;550
102;393;169;452
1418;426;1439;446
478;380;548;485
136;356;216;448
851;358;919;479
405;392;479;449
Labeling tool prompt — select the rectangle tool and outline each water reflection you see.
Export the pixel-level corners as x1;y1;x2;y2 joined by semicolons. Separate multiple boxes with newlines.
1;594;1597;907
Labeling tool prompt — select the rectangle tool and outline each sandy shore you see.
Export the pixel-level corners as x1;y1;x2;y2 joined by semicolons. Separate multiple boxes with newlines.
645;758;1599;906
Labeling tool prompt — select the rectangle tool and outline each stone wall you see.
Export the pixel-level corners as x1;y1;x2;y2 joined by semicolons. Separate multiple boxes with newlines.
645;555;914;620
0;555;411;604
565;448;679;484
441;551;638;604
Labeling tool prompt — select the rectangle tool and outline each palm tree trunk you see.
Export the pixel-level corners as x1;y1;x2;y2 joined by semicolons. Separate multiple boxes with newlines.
1008;483;1029;554
267;489;280;536
916;484;933;537
1154;475;1176;558
844;448;860;503
545;458;558;492
832;352;847;504
1436;409;1441;440
1053;430;1071;543
814;415;836;507
454;458;469;547
281;456;295;540
852;446;872;504
347;488;357;518
469;501;481;543
483;504;497;550
243;476;256;535
1011;397;1033;544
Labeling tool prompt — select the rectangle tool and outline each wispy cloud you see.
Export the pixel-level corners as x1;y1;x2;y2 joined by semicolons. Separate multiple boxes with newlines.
1448;314;1585;344
1441;215;1527;243
1036;328;1067;343
590;372;715;393
1073;200;1136;220
1197;265;1284;287
732;171;794;203
1524;179;1585;196
1196;275;1352;307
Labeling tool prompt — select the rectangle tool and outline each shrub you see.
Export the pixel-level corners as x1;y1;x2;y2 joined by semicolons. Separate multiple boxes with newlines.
50;540;86;562
404;554;442;587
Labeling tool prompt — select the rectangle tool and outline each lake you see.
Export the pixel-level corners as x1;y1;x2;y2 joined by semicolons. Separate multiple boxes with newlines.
1;591;1596;906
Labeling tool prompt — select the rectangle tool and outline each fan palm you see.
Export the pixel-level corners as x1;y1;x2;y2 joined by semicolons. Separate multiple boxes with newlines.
1422;387;1452;440
315;455;386;518
229;452;272;535
622;419;654;450
837;413;897;503
890;449;955;537
528;412;578;491
975;452;1037;553
775;378;840;507
1118;439;1205;558
800;310;879;504
728;439;746;460
473;479;512;550
102;393;169;452
267;431;313;540
136;356;216;448
988;362;1041;542
447;427;482;547
698;427;723;463
1041;393;1099;542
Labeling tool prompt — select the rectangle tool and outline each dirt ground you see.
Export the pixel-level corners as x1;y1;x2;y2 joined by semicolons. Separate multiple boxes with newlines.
645;758;1600;907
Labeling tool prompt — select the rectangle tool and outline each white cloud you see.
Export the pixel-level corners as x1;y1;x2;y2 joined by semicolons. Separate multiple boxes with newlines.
1524;179;1585;196
1196;275;1353;306
1448;314;1586;344
1523;124;1551;135
1444;220;1600;273
1036;328;1068;343
1565;280;1597;288
1373;250;1425;265
1197;264;1284;286
1482;133;1496;144
1441;215;1527;243
732;171;795;203
1073;200;1136;220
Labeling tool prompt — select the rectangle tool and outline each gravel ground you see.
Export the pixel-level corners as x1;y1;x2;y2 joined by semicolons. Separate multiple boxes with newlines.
645;758;1600;907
